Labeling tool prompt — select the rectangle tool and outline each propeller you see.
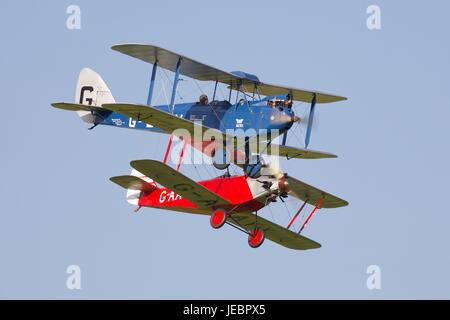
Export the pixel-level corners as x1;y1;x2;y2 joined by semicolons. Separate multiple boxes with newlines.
292;95;320;148
304;94;316;148
281;131;288;146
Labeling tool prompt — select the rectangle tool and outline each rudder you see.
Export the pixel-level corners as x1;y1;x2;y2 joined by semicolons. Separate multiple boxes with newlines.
75;68;115;123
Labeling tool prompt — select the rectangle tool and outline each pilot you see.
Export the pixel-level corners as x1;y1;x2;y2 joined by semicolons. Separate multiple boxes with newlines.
284;94;292;108
198;94;209;105
284;99;292;108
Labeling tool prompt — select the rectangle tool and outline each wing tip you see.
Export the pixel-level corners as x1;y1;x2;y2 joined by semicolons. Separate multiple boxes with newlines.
111;43;138;51
326;153;338;159
111;43;156;50
51;102;67;109
317;95;348;104
130;159;165;173
109;176;124;187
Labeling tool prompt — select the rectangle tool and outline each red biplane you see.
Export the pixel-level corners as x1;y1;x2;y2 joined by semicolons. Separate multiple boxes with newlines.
111;159;348;250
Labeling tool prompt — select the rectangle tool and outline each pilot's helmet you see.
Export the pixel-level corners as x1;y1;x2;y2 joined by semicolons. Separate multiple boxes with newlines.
199;94;208;103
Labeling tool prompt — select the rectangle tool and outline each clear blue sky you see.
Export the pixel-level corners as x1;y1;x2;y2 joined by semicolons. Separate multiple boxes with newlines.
1;0;449;299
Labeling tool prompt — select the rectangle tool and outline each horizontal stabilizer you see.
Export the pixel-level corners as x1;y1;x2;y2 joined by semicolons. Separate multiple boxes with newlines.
287;176;348;208
110;175;156;193
51;102;104;113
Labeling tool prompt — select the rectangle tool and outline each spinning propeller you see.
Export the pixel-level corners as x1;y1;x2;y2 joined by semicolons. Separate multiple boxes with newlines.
290;94;320;148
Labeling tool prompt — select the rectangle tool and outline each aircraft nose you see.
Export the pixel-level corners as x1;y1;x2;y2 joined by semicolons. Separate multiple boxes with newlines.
292;115;301;123
271;111;300;126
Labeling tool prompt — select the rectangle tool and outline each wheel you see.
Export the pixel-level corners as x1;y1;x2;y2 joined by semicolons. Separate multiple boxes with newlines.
212;148;230;170
210;208;227;229
212;161;230;170
248;227;265;248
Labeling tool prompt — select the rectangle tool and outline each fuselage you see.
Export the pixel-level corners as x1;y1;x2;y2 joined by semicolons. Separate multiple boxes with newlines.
137;174;279;215
94;95;296;137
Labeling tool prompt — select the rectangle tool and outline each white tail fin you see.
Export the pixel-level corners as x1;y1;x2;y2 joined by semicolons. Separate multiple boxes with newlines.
75;68;115;123
126;168;157;205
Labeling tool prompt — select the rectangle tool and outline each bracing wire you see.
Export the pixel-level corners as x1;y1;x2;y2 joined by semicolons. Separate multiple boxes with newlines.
193;79;205;95
267;204;276;224
161;68;184;101
282;196;293;224
217;83;227;101
158;69;170;106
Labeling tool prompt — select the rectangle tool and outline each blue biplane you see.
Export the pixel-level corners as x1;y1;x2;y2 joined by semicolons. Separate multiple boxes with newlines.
52;44;346;172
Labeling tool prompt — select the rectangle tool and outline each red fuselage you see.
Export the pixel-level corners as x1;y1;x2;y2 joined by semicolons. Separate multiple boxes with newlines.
138;175;266;214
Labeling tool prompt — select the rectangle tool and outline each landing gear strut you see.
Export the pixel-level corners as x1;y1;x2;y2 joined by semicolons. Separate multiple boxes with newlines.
212;209;266;248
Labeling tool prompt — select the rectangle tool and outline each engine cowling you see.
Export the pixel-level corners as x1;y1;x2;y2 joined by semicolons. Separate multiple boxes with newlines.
278;174;289;194
244;156;284;179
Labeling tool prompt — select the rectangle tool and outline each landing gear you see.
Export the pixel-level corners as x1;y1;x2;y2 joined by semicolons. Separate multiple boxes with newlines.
210;208;227;229
248;227;265;248
212;161;230;171
212;210;265;248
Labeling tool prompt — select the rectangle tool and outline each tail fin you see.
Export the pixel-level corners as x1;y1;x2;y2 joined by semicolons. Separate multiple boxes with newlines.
126;169;157;205
75;68;115;123
110;169;157;206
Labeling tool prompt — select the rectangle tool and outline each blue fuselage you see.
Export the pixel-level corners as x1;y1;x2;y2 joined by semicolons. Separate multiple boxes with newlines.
96;95;296;137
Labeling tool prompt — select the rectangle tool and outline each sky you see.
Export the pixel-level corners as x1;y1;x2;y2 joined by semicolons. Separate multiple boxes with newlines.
0;0;449;299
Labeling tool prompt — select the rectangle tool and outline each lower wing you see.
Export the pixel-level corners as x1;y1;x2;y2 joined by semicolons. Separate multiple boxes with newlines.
102;103;337;159
229;212;321;250
286;176;349;208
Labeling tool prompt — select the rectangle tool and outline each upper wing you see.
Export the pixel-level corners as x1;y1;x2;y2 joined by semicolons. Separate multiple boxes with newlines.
229;213;321;250
235;82;347;104
111;43;253;86
286;176;349;208
112;44;346;104
130;159;230;209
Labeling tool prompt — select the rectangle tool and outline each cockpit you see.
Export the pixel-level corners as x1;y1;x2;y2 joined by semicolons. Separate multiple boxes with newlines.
267;95;293;110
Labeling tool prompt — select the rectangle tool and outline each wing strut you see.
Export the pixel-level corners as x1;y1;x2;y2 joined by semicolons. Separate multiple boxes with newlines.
299;197;324;234
146;61;158;106
163;134;174;164
287;199;308;230
163;134;187;171
212;80;218;101
177;139;188;171
169;57;182;113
